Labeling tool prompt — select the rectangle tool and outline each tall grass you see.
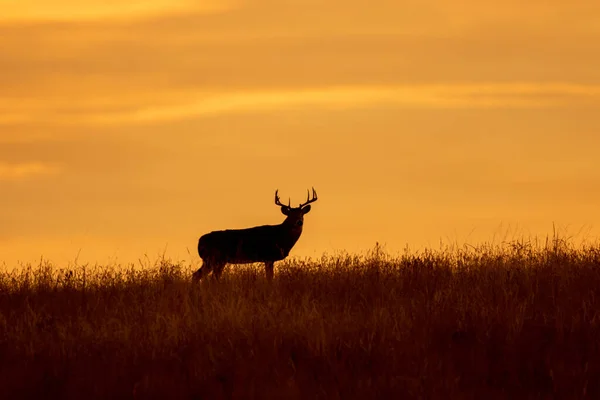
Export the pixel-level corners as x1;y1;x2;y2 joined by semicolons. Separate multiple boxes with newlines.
1;237;600;399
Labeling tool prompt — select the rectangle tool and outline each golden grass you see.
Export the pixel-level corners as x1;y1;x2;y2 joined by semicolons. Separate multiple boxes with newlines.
2;238;600;399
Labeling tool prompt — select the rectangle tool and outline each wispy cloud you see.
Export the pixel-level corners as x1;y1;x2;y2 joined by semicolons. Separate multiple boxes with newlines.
0;162;62;180
2;82;599;126
114;83;599;124
1;0;236;22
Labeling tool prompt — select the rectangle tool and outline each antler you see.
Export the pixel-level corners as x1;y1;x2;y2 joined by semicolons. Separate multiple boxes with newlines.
298;187;318;208
274;190;291;208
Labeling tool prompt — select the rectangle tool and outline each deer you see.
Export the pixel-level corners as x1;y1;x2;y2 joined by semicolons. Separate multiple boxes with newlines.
192;188;318;283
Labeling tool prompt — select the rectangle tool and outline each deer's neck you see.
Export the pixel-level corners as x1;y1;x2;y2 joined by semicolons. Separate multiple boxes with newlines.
280;220;303;246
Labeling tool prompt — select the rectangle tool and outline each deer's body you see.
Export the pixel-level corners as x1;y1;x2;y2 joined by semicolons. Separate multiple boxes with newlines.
193;188;317;282
198;223;302;264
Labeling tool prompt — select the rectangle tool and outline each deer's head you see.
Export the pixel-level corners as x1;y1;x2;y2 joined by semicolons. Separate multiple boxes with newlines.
275;188;318;230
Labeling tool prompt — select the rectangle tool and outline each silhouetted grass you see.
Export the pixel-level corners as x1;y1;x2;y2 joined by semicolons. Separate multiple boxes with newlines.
2;237;600;399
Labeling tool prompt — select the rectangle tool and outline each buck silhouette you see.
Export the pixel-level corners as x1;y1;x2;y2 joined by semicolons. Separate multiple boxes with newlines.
192;188;318;282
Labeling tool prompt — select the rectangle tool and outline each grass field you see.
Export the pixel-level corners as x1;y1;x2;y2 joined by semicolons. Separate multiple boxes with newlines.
1;237;600;399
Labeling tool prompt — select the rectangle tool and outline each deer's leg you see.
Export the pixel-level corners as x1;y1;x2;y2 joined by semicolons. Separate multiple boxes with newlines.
192;266;204;282
212;262;227;281
265;261;274;282
192;260;212;282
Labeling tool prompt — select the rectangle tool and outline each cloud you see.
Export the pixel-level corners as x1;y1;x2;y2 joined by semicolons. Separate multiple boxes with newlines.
104;83;600;124
0;132;73;144
2;82;599;126
0;162;62;180
1;0;236;22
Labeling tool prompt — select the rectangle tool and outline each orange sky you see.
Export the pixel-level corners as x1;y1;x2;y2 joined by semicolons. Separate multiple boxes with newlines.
1;0;599;267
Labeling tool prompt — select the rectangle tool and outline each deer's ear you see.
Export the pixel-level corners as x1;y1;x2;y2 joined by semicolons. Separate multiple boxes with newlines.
301;205;311;214
281;206;290;215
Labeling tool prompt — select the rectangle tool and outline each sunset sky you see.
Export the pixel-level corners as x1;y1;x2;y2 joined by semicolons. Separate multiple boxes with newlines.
1;0;599;267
